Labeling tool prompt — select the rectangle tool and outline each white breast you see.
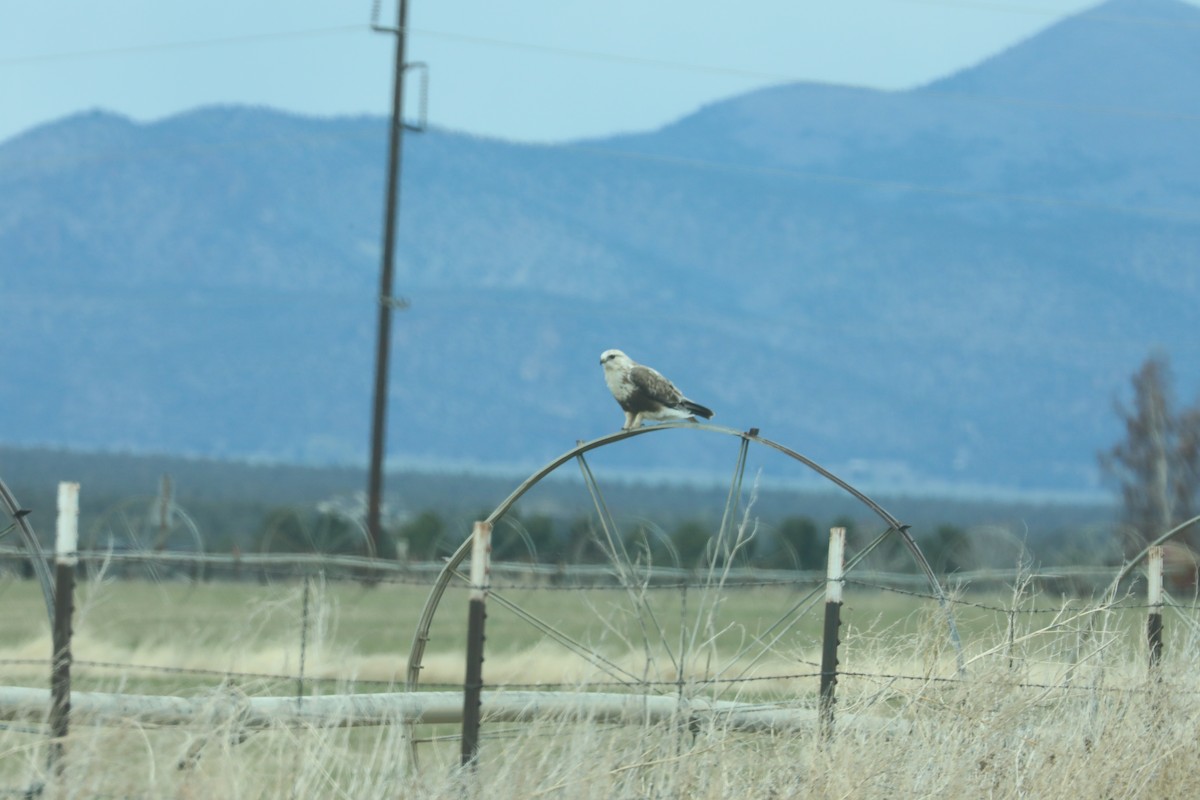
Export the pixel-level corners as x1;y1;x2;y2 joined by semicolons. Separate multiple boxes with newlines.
604;365;633;401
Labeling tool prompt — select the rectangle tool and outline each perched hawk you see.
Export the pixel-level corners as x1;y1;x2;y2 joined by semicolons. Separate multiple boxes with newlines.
600;349;714;430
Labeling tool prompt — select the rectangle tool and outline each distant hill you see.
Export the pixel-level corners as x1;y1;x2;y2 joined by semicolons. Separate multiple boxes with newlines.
2;0;1198;499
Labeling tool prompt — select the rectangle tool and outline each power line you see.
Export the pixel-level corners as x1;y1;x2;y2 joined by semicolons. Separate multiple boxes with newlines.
1;10;1196;224
394;21;1200;123
7;1;1200;71
395;23;1200;129
395;0;1200;69
0;24;368;66
4;17;1198;126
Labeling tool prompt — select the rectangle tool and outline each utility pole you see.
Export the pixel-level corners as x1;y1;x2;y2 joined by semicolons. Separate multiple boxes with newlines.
367;0;413;557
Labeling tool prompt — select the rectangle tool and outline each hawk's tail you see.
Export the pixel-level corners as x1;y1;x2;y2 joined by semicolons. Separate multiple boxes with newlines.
682;400;714;420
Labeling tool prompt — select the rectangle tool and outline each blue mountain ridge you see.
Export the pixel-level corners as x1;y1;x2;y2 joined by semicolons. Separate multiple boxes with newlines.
2;0;1198;498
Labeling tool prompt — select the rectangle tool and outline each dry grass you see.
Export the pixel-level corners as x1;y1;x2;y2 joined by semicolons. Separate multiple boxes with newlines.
3;570;1200;798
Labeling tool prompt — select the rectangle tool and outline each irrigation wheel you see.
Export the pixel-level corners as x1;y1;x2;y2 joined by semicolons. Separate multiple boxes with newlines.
403;423;964;763
257;506;373;559
85;493;205;582
0;477;55;626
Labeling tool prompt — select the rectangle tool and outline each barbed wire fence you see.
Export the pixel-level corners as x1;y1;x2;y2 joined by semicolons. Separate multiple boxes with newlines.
0;544;1189;690
3;536;1199;797
3;424;1197;795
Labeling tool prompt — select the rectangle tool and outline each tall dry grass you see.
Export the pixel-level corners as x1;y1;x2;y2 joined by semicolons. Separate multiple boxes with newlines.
4;655;1200;798
3;555;1200;797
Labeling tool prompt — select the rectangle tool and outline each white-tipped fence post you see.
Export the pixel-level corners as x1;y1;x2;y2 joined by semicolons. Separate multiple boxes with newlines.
819;526;845;741
1147;545;1164;669
49;482;79;774
461;521;492;767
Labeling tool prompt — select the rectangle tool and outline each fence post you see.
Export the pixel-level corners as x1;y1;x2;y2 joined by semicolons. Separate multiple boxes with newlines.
1147;545;1164;669
298;575;311;709
48;481;80;775
461;521;492;767
819;526;845;741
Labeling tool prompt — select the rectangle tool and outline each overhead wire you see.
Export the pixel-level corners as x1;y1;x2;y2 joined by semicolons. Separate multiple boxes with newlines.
0;24;369;66
1;6;1196;132
2;24;1196;136
7;0;1200;67
1;5;1197;223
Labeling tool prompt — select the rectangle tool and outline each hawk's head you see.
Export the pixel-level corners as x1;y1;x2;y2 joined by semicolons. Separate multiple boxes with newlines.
600;349;632;373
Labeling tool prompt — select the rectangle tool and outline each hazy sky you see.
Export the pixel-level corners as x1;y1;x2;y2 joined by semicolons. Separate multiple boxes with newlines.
3;0;1196;145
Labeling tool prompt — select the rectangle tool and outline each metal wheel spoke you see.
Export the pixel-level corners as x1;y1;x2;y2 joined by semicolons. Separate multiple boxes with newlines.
716;434;751;551
576;452;679;679
450;568;646;687
682;434;753;680
711;526;899;699
745;430;964;674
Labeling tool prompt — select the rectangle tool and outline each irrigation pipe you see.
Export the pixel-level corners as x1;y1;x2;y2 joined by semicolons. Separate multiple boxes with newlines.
0;686;901;736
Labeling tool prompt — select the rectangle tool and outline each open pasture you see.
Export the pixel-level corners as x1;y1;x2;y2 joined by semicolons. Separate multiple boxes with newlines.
3;566;1200;798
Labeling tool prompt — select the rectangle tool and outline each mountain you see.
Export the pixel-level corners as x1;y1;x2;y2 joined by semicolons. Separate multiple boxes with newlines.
932;0;1200;114
602;0;1200;213
2;0;1198;500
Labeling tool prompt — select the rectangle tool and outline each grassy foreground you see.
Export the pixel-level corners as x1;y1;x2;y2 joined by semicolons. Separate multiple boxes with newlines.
2;573;1199;798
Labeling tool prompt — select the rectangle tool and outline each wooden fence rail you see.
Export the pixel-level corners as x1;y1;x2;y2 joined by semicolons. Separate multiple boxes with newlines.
0;685;898;736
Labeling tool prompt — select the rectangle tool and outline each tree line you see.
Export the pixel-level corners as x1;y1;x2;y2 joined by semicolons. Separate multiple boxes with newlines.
251;502;1037;576
9;353;1196;575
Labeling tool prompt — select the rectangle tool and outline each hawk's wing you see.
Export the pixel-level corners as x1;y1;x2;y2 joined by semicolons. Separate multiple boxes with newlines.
629;365;684;407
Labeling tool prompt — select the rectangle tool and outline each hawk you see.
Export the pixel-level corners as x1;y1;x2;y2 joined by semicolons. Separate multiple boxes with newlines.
600;349;714;430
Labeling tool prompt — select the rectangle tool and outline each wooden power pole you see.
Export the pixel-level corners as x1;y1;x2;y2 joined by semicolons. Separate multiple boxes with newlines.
367;0;413;556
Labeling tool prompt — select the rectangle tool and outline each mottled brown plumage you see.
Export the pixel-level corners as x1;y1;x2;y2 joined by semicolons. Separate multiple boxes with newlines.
600;349;714;430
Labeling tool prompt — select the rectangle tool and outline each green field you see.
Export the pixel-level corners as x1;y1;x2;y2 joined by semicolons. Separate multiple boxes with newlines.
2;571;1198;798
2;572;1141;691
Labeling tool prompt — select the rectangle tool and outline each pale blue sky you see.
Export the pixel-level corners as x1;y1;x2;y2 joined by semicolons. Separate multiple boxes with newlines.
2;0;1195;144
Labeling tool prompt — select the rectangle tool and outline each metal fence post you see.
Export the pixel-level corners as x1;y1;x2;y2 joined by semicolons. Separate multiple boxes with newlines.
48;482;79;775
1147;545;1164;669
819;526;845;741
461;521;492;767
298;575;311;709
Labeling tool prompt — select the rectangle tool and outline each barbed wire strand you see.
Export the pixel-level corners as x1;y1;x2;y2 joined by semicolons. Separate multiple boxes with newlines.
2;657;1196;701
